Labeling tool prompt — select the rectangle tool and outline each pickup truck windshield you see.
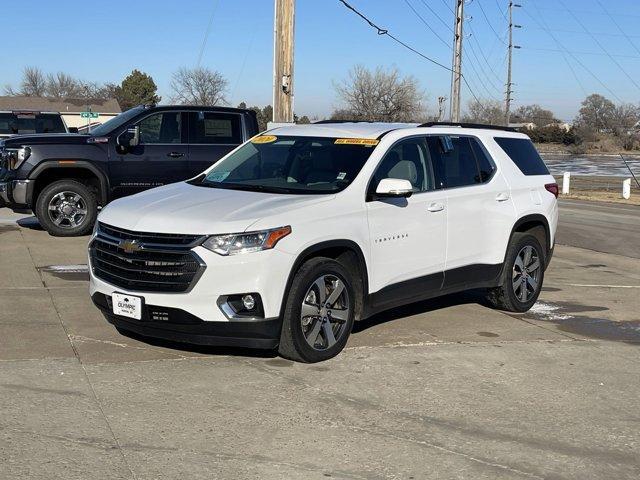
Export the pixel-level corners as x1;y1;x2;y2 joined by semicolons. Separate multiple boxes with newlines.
0;113;66;135
90;106;145;136
198;135;378;194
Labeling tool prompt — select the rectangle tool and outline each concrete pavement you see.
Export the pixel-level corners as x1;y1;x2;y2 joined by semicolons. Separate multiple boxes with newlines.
1;202;639;479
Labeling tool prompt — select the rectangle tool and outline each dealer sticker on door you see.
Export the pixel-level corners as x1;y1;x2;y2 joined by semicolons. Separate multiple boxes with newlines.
112;293;142;320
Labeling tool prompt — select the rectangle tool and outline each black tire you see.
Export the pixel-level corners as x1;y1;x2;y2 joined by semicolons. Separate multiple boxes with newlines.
486;232;545;313
35;179;97;237
278;257;356;363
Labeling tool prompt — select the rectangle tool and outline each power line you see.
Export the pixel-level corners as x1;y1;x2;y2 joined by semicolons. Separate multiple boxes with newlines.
476;0;506;43
495;0;508;21
196;0;220;67
558;0;640;93
525;5;621;102
595;0;640;57
337;0;482;104
526;26;640;39
417;0;452;32
402;0;449;49
523;46;640;60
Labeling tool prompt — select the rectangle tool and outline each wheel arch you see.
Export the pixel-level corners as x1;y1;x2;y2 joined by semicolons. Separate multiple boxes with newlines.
509;214;552;263
28;161;109;207
280;240;370;322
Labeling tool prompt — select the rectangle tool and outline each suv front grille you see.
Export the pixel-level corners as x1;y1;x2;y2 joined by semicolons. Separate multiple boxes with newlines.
90;222;207;293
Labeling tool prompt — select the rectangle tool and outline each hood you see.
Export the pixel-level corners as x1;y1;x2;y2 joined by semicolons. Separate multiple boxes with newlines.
98;182;335;234
1;134;91;147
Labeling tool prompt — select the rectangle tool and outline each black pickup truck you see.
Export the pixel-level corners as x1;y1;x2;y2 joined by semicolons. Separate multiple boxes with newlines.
0;105;259;236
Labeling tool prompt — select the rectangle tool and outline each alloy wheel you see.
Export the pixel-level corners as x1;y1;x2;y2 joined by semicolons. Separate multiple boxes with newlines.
300;274;351;350
512;245;541;303
47;191;88;229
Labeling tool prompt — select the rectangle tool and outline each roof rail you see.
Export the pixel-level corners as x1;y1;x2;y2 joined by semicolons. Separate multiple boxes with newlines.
313;119;375;124
419;122;517;132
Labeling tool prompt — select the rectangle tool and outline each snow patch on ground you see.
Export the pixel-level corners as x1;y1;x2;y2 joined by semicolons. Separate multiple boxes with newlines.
529;302;572;321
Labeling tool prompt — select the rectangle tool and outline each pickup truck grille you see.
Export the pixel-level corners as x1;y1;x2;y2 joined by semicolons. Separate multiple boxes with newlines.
89;222;207;293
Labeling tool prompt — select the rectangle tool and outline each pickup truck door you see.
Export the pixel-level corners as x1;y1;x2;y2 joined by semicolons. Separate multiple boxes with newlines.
109;111;189;199
186;111;246;177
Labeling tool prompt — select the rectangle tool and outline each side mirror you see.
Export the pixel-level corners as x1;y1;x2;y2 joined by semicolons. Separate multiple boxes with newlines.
375;178;413;198
68;127;79;134
116;126;140;150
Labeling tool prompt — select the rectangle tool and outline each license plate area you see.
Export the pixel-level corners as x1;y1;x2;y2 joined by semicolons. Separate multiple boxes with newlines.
112;292;143;320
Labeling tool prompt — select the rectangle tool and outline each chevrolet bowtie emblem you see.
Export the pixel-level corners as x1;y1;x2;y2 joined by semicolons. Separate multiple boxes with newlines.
119;239;142;254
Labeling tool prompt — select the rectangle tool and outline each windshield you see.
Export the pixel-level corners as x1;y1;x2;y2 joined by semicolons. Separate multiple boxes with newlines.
197;135;379;194
0;113;66;135
90;106;145;136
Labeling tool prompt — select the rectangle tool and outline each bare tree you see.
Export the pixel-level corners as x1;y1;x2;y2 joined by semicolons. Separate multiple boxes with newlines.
171;67;227;106
511;104;558;128
46;72;81;99
16;66;47;96
333;65;425;122
462;99;504;125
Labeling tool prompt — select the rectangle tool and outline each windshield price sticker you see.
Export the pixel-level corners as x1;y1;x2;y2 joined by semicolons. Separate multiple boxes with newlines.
334;138;379;146
251;135;278;144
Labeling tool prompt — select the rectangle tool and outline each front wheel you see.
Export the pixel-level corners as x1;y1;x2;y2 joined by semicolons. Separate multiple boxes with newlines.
486;233;545;313
278;257;356;363
35;179;97;237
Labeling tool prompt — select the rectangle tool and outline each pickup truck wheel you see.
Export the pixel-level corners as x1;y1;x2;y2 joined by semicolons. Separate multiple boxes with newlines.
35;180;97;237
486;233;545;313
278;257;355;363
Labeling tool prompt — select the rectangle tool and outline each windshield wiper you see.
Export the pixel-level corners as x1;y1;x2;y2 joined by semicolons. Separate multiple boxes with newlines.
200;182;296;194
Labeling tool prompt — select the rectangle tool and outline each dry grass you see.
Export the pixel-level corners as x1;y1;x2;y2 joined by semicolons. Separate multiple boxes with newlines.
560;190;640;206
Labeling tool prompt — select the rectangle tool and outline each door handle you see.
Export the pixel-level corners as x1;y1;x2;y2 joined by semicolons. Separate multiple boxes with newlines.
427;202;445;212
167;152;185;158
495;192;510;202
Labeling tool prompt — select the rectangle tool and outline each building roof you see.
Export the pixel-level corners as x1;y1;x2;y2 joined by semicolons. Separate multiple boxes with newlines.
0;96;121;113
268;122;419;139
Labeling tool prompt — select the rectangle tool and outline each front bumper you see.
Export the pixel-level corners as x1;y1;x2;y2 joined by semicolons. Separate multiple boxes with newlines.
0;179;31;207
92;293;281;349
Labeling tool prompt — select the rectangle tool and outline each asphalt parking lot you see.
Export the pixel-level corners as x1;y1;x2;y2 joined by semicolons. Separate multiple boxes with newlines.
1;199;639;479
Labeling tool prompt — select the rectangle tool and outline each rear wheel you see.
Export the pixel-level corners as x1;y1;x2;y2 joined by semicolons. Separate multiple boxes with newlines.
278;257;355;363
35;179;97;237
486;233;545;313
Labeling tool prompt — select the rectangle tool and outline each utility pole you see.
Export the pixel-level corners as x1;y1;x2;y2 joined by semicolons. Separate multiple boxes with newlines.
437;96;447;121
505;2;521;126
449;0;465;122
272;0;295;124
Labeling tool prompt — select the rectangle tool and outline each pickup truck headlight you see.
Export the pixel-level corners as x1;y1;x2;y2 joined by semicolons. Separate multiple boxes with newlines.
9;147;31;169
202;226;291;256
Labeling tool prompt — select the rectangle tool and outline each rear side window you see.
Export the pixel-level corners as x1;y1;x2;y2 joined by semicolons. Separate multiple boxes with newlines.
189;112;243;145
494;137;549;175
427;136;483;188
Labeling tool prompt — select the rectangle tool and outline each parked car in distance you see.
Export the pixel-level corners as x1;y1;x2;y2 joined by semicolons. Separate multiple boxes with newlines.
89;121;559;362
0;104;259;235
0;110;74;139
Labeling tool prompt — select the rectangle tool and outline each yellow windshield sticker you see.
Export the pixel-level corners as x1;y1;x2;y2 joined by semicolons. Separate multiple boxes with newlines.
251;135;277;144
334;138;379;146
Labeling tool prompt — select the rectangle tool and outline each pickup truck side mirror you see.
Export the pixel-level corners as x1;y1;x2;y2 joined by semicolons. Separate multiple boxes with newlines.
116;126;140;151
375;178;413;198
68;127;79;134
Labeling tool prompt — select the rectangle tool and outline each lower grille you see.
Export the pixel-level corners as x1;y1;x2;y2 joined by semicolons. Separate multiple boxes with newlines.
90;223;206;293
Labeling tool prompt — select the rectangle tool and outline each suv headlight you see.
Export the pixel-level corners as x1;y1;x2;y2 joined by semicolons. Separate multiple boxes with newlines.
202;226;291;256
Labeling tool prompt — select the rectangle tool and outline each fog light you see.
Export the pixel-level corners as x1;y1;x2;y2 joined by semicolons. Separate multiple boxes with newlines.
242;294;256;310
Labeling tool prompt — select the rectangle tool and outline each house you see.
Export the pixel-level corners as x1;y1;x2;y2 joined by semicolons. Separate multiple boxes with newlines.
0;96;121;130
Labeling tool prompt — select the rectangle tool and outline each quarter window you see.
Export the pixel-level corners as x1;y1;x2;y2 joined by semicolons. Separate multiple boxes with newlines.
494;137;549;176
138;112;182;144
189;112;243;145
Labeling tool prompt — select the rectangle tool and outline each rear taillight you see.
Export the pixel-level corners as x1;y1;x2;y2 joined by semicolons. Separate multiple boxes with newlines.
545;183;559;198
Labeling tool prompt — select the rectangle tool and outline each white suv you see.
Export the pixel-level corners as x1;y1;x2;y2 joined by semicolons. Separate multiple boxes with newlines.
89;122;558;362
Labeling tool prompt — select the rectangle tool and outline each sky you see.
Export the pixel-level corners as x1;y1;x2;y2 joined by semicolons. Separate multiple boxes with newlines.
3;0;640;121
